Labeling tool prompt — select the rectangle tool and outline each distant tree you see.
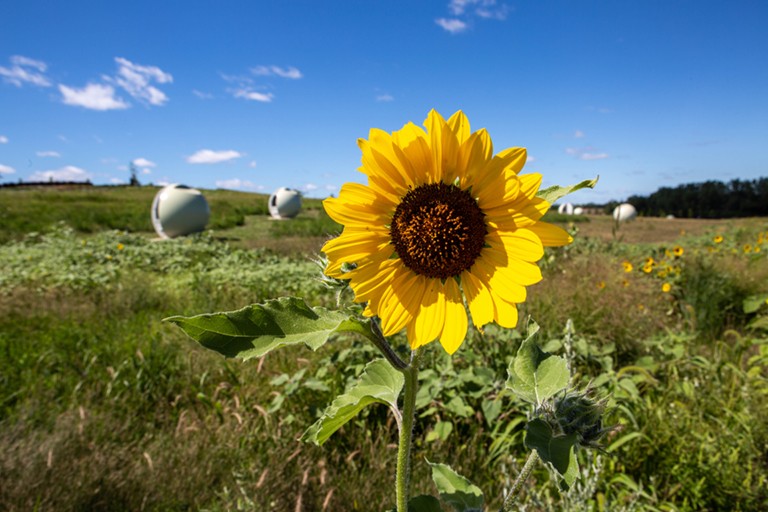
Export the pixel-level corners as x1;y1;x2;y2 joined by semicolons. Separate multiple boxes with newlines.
629;177;768;218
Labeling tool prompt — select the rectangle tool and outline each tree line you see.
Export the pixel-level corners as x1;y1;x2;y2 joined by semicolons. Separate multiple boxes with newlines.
583;178;768;218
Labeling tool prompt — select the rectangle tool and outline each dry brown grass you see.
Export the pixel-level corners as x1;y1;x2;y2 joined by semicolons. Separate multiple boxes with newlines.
573;214;762;244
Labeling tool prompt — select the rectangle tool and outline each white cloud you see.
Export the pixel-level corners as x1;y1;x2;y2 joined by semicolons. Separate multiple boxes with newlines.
0;164;16;175
251;65;303;79
232;88;274;102
215;178;264;191
110;177;124;184
36;151;61;157
581;152;609;160
376;93;394;102
59;83;130;110
574;130;586;138
302;183;319;193
0;135;8;144
248;160;257;168
28;165;91;182
526;155;536;163
132;157;156;167
566;147;609;160
0;55;52;87
187;149;242;164
112;57;173;106
435;18;467;33
141;168;152;175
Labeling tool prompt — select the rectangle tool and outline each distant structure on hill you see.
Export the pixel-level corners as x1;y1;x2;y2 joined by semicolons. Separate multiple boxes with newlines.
129;162;141;187
268;187;302;219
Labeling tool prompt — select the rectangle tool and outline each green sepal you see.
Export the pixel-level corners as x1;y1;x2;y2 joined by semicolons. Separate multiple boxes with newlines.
537;176;599;205
426;460;484;512
164;297;374;360
505;321;570;405
525;418;579;490
302;358;404;445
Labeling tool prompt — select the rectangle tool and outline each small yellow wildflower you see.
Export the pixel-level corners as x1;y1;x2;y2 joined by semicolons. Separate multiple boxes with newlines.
597;281;606;290
755;246;761;253
713;235;723;244
743;244;752;253
622;261;633;273
662;282;672;293
642;263;654;273
622;279;630;288
645;257;656;265
117;243;125;251
637;304;645;311
673;246;684;257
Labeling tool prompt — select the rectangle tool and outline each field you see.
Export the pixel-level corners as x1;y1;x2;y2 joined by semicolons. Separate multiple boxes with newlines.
1;186;767;511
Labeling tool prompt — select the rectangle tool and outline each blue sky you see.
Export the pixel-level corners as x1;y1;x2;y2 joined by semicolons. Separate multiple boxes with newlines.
1;0;766;204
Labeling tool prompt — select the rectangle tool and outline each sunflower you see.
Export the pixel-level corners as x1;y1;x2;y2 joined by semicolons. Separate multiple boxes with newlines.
322;110;572;354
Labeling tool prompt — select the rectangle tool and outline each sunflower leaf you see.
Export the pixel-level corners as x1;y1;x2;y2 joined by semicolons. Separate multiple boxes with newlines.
301;359;404;445
505;321;570;405
165;297;372;360
525;418;580;490
537;176;599;205
427;460;484;512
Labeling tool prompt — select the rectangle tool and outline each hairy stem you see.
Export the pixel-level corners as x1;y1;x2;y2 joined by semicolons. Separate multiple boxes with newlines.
500;450;539;512
395;349;421;511
369;319;408;371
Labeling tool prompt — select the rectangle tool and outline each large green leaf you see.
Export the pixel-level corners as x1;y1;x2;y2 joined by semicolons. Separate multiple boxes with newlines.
505;322;570;405
164;297;373;360
537;176;599;206
302;359;404;445
427;460;484;512
525;418;579;490
407;495;444;512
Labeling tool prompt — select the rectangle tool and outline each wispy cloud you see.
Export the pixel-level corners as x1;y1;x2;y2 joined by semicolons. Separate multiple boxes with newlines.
0;135;8;144
111;57;173;106
215;178;264;191
36;151;60;157
376;93;395;102
28;165;91;182
59;83;130;110
437;0;509;33
435;18;467;34
566;147;609;160
251;65;303;79
187;149;242;164
574;130;586;138
192;89;213;99
132;157;156;168
58;57;172;110
0;55;52;87
232;88;274;102
0;164;16;175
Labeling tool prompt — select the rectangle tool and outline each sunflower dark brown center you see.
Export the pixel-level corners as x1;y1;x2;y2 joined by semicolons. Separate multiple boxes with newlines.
390;182;486;279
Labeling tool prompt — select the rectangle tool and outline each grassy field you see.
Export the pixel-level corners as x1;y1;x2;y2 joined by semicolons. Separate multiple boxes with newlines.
1;187;767;511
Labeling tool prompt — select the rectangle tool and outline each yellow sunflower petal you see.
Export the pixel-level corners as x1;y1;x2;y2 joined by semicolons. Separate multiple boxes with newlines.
447;110;471;144
411;279;446;349
439;278;468;354
491;292;519;328
461;270;494;329
378;270;425;336
493;228;545;262
321;230;391;275
527;222;574;247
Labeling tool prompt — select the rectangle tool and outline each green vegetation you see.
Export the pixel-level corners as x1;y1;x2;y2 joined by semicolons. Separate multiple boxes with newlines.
1;194;767;511
0;186;307;244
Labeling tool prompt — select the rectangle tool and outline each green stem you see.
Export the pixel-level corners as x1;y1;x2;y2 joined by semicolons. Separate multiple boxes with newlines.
396;350;420;512
369;319;408;371
500;450;539;512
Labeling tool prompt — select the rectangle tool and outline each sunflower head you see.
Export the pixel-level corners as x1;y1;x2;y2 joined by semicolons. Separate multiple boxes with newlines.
322;110;573;354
